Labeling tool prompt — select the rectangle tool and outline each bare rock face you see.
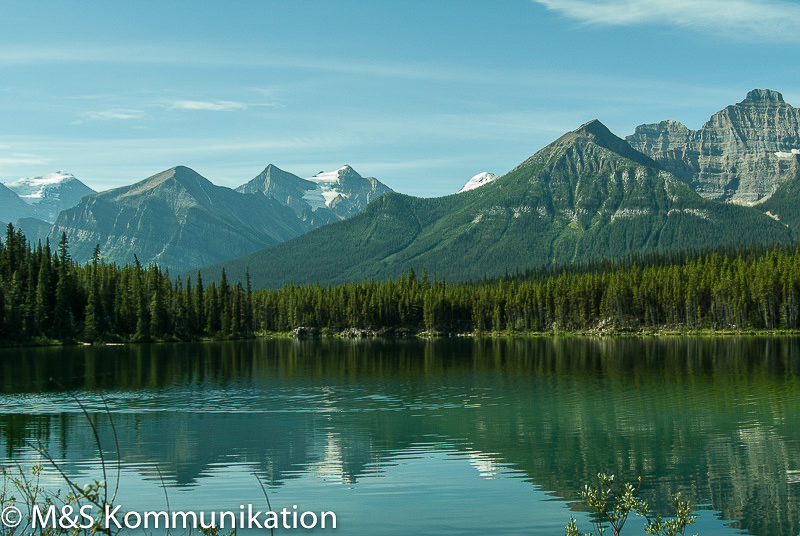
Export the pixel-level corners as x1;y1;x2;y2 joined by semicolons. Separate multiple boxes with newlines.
627;89;800;205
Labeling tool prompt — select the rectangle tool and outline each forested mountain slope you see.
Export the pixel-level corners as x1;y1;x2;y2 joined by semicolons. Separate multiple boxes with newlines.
197;120;792;288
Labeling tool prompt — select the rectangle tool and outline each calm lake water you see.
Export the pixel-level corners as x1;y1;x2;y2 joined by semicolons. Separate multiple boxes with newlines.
1;337;799;535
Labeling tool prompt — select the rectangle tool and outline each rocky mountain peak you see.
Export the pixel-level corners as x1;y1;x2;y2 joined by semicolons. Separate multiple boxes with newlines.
244;164;310;191
236;163;391;226
573;119;613;138
111;166;220;206
568;119;659;168
627;89;800;205
743;88;785;104
144;166;208;188
50;166;310;272
172;165;199;176
310;165;362;185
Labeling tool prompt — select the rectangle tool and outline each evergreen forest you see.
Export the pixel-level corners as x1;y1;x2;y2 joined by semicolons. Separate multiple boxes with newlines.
1;223;799;344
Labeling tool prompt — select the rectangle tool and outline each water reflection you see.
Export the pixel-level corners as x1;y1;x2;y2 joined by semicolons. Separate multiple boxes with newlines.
1;337;799;535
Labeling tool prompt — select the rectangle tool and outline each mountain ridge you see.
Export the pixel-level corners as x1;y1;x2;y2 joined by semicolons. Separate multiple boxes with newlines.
627;89;800;205
193;119;792;288
237;164;392;226
50;166;312;272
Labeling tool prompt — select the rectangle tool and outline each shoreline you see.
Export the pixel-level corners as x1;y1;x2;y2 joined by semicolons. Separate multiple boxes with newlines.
5;328;800;348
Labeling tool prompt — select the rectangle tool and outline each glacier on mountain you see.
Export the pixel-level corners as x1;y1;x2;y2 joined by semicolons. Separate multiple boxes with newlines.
5;171;78;202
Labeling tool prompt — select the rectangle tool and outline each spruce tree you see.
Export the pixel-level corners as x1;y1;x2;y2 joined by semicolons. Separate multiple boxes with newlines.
220;268;231;336
195;271;205;336
83;244;102;341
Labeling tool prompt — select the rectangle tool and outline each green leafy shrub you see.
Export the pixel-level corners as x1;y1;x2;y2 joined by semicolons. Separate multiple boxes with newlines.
565;473;697;536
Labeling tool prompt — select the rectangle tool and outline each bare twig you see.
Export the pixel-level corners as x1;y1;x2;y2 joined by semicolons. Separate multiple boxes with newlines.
98;390;122;504
254;473;274;536
155;464;171;536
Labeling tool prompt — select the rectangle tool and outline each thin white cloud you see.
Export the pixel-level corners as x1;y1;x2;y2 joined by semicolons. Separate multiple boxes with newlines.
0;43;496;83
533;0;800;43
80;109;145;121
169;100;248;112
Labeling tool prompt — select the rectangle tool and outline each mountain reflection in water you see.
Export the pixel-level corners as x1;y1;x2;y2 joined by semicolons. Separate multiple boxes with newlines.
1;337;799;536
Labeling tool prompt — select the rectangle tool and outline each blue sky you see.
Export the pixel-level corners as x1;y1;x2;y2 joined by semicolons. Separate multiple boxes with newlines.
1;0;799;196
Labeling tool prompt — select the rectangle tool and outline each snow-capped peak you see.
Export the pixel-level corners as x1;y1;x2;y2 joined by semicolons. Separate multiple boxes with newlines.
307;165;357;184
5;171;78;201
3;171;94;222
458;172;499;193
302;166;361;210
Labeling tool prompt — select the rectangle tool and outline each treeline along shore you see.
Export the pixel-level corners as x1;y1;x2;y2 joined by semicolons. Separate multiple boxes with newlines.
1;223;800;345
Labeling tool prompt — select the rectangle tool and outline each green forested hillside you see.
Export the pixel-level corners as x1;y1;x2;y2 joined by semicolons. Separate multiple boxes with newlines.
196;120;792;288
760;161;800;234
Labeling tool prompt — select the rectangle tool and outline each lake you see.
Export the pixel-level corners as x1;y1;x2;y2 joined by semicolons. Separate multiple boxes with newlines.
1;337;799;535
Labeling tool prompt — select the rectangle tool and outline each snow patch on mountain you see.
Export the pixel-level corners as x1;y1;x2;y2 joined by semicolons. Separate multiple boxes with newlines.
302;166;354;210
458;172;499;193
5;171;78;202
3;171;95;222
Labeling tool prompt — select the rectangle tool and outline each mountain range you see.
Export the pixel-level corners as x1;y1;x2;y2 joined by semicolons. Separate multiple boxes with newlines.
4;88;800;287
196;118;792;287
235;164;392;227
44;164;392;272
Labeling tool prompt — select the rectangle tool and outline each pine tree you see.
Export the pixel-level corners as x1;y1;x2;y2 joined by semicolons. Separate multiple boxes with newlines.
195;271;205;336
53;233;75;341
149;272;167;340
244;268;253;335
220;268;231;336
133;264;149;341
83;244;102;341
